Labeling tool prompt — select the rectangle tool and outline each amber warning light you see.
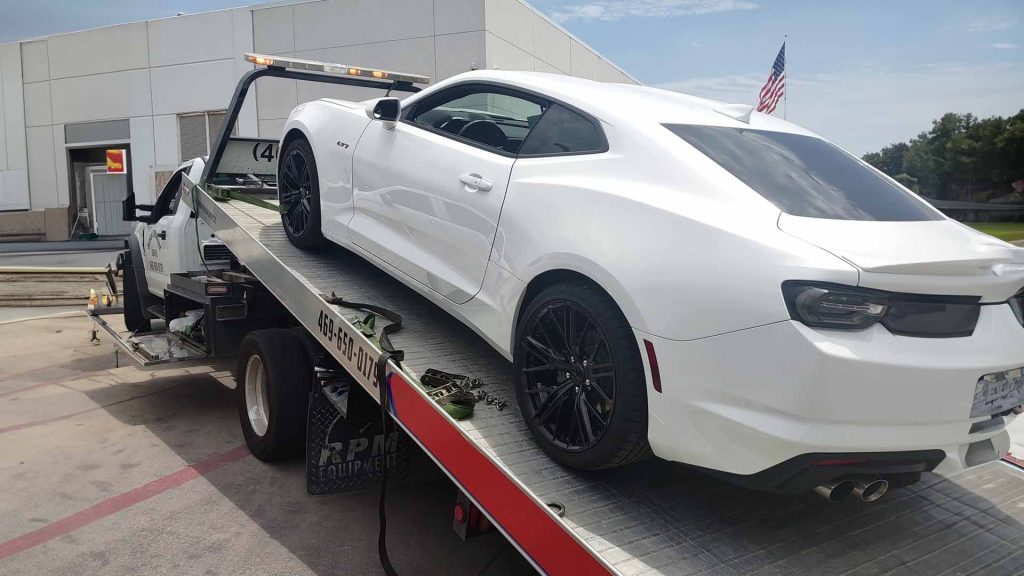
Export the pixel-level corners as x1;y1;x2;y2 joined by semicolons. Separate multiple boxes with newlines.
244;52;430;85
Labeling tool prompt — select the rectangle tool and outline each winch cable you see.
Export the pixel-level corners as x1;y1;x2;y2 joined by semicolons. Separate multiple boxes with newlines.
190;184;212;274
322;293;404;576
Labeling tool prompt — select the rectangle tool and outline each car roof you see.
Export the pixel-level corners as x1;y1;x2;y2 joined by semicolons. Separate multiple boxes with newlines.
430;69;818;138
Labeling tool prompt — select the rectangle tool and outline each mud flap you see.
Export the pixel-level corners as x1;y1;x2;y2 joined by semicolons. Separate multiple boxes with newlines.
306;376;409;495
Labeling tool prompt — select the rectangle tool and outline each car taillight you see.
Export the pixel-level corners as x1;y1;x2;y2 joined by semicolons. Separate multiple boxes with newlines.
782;281;981;337
881;298;979;338
782;282;887;330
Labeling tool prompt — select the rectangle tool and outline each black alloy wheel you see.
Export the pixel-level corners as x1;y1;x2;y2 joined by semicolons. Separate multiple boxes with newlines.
514;281;651;470
278;138;324;248
519;300;616;452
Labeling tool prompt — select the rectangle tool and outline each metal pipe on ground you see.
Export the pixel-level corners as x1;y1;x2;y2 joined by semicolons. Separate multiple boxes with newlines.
0;267;110;274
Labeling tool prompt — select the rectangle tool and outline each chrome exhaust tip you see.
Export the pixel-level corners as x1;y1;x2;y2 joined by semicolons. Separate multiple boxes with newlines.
853;477;888;502
814;479;856;502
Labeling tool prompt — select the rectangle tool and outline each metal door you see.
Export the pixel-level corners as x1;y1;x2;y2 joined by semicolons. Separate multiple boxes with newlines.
89;170;134;236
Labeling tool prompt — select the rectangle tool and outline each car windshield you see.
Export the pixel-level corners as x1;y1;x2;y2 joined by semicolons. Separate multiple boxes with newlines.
664;124;942;221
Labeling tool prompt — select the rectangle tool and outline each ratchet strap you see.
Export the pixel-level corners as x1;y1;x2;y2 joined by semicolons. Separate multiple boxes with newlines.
420;369;478;420
321;293;403;576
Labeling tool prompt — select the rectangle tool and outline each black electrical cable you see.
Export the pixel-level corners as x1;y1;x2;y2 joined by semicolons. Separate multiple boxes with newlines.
322;293;404;576
376;348;402;576
191;184;211;274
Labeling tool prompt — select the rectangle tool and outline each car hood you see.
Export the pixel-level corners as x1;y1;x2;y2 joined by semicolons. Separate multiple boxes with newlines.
778;213;1024;302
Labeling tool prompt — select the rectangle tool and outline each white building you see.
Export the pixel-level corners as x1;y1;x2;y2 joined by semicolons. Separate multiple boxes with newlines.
0;0;635;241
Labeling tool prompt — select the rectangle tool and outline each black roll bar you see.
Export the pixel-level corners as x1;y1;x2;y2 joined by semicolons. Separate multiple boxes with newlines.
201;66;421;185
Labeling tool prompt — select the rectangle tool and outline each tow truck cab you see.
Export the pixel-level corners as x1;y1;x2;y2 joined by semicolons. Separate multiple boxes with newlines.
123;158;232;299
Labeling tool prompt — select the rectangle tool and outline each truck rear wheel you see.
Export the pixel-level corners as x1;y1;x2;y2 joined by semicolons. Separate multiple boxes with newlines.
235;329;311;461
121;250;151;333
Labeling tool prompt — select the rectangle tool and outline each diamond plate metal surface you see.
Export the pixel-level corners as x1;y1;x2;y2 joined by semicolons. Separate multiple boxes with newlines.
222;201;1024;576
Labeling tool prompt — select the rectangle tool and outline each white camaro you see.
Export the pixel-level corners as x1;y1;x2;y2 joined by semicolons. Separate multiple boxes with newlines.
279;69;1024;496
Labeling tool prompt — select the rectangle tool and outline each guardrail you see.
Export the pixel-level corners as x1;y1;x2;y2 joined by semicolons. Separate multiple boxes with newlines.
925;199;1024;221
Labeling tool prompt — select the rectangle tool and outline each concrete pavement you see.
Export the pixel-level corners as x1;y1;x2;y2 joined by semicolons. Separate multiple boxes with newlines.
1;311;1023;575
0;314;535;575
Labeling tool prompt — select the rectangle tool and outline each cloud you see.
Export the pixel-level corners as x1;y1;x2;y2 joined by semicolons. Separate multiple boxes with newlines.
989;43;1020;49
656;63;1024;155
549;0;757;23
966;17;1017;32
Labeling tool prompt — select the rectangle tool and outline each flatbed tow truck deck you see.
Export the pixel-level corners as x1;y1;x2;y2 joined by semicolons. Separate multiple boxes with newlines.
201;194;1024;575
94;53;1024;575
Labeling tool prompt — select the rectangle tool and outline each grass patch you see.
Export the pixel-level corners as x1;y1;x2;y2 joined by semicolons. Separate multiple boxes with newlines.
967;222;1024;242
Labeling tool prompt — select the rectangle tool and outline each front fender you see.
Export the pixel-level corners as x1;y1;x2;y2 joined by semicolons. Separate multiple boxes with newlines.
126;228;160;317
283;100;372;234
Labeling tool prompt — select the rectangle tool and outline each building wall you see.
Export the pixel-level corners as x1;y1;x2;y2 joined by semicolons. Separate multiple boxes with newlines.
483;0;636;83
252;0;490;138
252;0;634;139
0;43;29;211
3;7;257;219
0;0;633;239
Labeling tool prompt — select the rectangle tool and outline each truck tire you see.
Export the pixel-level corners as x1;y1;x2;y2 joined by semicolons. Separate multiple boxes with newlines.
235;329;311;461
513;280;651;470
121;250;151;333
278;137;325;248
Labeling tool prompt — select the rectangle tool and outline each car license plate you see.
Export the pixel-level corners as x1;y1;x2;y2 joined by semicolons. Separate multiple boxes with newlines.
971;367;1024;418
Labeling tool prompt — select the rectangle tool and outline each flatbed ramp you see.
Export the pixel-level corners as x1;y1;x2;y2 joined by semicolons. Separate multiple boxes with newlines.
207;195;1024;575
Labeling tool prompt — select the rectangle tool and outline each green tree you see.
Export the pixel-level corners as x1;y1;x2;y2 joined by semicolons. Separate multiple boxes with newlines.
863;110;1024;202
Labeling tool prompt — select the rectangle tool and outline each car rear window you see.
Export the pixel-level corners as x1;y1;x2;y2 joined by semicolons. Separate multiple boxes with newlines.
663;124;942;221
519;104;606;156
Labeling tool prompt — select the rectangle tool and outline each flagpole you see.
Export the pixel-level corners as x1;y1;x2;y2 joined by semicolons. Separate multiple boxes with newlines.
783;35;788;120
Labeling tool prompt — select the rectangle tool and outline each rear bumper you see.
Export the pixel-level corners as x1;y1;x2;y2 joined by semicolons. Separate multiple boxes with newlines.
697;450;945;493
639;304;1024;483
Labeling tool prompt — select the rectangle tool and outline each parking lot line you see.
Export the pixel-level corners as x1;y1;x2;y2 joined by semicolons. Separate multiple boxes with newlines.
0;445;251;561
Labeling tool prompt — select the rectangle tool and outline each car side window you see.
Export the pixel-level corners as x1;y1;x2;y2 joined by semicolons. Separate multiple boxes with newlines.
518;104;606;157
407;84;547;155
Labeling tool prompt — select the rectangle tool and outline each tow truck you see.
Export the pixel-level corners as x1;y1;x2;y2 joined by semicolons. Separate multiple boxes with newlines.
88;53;1024;575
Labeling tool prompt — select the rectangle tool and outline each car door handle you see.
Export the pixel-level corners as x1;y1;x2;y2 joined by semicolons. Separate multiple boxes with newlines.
459;173;492;192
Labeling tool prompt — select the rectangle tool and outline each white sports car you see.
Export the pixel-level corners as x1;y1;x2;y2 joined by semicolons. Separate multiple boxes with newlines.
279;69;1024;497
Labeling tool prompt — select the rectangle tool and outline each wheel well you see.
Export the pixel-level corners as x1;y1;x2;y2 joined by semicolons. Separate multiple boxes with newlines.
280;128;307;153
513;269;609;358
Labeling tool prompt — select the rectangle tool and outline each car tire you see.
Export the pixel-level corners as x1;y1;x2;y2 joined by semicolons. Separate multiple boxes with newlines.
121;250;151;333
514;280;651;470
278;137;325;249
235;329;311;461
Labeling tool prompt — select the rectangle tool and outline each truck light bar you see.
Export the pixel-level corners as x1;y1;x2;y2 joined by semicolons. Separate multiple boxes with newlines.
244;53;430;85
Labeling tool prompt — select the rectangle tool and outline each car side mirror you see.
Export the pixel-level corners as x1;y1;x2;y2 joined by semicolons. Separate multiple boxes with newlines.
122;192;155;223
366;98;401;129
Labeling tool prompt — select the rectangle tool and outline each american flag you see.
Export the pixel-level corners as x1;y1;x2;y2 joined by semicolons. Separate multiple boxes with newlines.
757;43;786;115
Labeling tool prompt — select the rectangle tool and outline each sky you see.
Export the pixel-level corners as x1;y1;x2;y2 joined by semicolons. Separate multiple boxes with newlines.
531;0;1024;154
1;0;1021;154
